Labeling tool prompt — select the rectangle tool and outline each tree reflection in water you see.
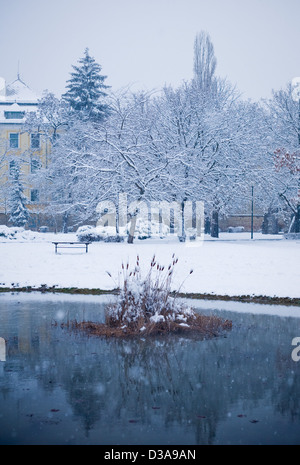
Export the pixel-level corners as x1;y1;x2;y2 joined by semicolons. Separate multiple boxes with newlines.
0;297;300;444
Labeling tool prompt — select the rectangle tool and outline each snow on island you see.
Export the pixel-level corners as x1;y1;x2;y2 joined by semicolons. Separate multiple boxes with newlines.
59;255;232;338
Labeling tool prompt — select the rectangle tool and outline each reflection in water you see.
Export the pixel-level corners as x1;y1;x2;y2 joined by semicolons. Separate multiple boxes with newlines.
0;294;300;444
0;338;5;362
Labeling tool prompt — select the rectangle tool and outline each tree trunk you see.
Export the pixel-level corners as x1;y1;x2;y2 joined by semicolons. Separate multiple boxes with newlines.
295;205;300;233
62;212;69;234
127;214;138;244
261;213;268;235
210;210;219;238
204;215;211;234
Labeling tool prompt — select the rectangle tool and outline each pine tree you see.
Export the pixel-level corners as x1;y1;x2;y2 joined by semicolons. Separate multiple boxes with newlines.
63;48;110;122
9;165;30;227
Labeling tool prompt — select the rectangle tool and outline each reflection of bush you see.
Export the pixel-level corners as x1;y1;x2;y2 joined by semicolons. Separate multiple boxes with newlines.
106;336;228;443
53;313;300;443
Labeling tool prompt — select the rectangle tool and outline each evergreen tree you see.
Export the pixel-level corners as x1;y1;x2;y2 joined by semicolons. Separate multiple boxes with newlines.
9;165;30;227
63;48;110;122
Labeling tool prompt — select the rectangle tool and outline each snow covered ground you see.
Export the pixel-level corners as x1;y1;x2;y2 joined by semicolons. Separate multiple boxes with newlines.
0;231;299;299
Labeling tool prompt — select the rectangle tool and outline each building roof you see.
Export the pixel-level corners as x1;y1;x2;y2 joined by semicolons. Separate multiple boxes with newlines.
0;75;39;124
5;76;39;103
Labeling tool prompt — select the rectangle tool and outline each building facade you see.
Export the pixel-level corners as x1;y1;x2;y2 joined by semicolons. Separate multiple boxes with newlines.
0;75;50;229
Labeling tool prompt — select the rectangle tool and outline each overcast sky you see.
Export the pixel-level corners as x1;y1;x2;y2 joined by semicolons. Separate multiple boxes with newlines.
0;0;299;101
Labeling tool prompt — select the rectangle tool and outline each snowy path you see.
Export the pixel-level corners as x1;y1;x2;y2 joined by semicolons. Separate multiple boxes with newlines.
0;233;299;298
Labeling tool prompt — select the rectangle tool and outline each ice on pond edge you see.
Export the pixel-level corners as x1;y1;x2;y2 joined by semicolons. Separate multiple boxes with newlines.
1;291;300;318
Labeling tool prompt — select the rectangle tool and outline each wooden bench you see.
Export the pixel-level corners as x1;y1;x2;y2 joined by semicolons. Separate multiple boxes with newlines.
52;241;91;254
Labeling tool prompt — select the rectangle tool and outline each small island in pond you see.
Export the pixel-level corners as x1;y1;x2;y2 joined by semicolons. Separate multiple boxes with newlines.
60;255;232;338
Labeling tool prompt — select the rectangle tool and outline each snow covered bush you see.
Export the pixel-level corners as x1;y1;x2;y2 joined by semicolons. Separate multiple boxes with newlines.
76;225;124;242
0;226;39;241
76;225;103;242
76;219;169;243
0;226;24;239
228;226;244;233
105;254;197;334
128;217;170;240
62;255;232;338
0;226;13;238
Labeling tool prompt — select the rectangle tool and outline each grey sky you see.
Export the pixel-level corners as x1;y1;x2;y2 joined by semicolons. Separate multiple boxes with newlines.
0;0;299;101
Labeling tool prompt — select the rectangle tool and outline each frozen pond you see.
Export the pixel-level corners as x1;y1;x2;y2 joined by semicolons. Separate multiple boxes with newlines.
0;293;300;445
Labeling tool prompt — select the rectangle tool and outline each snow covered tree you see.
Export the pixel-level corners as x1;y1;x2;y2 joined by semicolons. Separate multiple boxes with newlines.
8;164;30;227
25;91;70;146
62;48;110;122
150;78;261;237
44;115;117;230
104;89;170;202
38;36;278;238
46;88;169;231
266;82;300;232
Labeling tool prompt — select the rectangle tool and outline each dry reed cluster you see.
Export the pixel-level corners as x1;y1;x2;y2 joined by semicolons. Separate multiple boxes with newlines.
60;255;232;338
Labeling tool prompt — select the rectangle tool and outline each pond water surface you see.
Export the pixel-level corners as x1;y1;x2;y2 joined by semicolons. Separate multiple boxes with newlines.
0;293;300;445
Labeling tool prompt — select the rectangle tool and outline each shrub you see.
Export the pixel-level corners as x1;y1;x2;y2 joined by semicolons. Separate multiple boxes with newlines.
0;226;25;239
130;218;170;240
76;225;124;242
76;219;171;243
228;226;244;233
62;255;232;338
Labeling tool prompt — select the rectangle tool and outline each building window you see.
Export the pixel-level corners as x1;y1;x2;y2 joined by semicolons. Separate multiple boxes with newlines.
30;189;39;202
31;159;41;173
4;111;25;120
31;133;40;150
9;160;17;175
9;133;19;149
